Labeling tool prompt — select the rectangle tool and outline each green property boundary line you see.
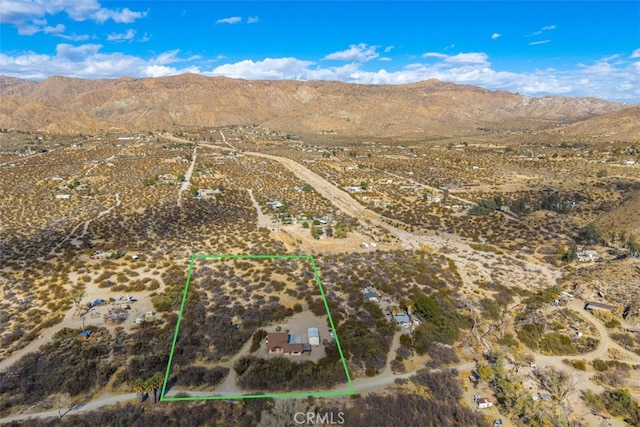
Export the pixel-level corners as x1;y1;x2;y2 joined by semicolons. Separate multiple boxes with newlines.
160;253;355;401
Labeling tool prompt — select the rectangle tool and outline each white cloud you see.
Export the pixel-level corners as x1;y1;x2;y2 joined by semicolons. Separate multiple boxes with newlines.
216;16;242;24
0;44;200;80
378;57;392;62
1;45;638;102
529;40;551;46
526;25;556;37
55;43;102;60
422;52;489;66
141;65;200;78
208;57;315;80
203;53;640;101
247;16;259;24
107;29;136;42
630;48;640;59
44;23;65;34
324;44;379;62
491;33;501;40
422;52;448;59
17;24;42;35
58;33;91;42
444;52;489;65
384;46;394;53
0;0;147;31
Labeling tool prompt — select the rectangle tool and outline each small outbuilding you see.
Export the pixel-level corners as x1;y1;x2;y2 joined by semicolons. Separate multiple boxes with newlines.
584;301;617;313
308;327;320;346
476;398;493;409
394;314;411;326
78;330;92;341
364;290;380;302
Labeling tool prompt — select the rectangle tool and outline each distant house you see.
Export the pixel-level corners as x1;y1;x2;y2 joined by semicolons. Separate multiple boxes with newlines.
90;299;105;307
346;186;363;193
78;330;92;341
158;173;177;184
364;290;380;302
55;194;72;199
577;249;598;262
266;200;284;210
266;332;303;356
560;291;575;300
200;188;222;200
308;327;320;346
584;301;617;313
91;251;112;260
394;314;410;326
476;398;493;409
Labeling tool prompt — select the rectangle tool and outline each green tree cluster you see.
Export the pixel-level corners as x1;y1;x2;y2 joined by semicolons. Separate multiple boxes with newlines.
541;193;571;214
468;198;499;216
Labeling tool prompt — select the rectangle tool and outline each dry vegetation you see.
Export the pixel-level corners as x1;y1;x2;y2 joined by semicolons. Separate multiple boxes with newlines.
1;120;639;425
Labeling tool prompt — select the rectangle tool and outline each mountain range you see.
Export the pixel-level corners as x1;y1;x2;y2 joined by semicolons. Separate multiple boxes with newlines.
0;73;637;138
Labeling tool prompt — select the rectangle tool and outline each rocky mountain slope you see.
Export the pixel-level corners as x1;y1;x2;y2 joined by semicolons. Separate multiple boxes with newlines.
0;74;634;136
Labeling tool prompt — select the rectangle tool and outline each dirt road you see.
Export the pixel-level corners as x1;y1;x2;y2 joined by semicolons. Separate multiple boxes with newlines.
0;308;77;373
242;150;560;288
49;192;121;255
246;188;272;229
177;145;198;207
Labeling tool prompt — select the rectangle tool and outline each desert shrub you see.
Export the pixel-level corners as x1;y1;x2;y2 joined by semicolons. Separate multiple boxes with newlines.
517;323;544;350
497;333;519;348
539;332;577;355
468;198;498;216
523;286;561;308
426;344;459;368
236;356;347;391
250;329;267;353
583;388;640;425
173;366;229;387
0;327;115;411
338;318;391;372
409;294;469;354
592;359;630;372
480;298;503;320
396;346;412;359
151;285;186;312
593;368;628;387
411;369;462;402
569;359;587;371
390;359;405;373
346;392;486;427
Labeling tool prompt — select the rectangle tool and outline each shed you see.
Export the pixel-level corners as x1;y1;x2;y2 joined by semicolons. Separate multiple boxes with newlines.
477;398;493;409
394;314;410;326
364;290;379;302
584;301;617;312
308;327;320;346
91;299;105;307
78;330;92;341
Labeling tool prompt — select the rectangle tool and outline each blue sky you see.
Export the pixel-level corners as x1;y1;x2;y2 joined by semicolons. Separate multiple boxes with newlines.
1;1;639;102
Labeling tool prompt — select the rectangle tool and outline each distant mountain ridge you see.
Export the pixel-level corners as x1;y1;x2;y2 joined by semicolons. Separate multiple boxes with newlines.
0;74;634;136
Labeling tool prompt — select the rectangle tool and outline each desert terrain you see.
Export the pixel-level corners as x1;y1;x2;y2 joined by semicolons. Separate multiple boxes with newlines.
0;75;639;426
